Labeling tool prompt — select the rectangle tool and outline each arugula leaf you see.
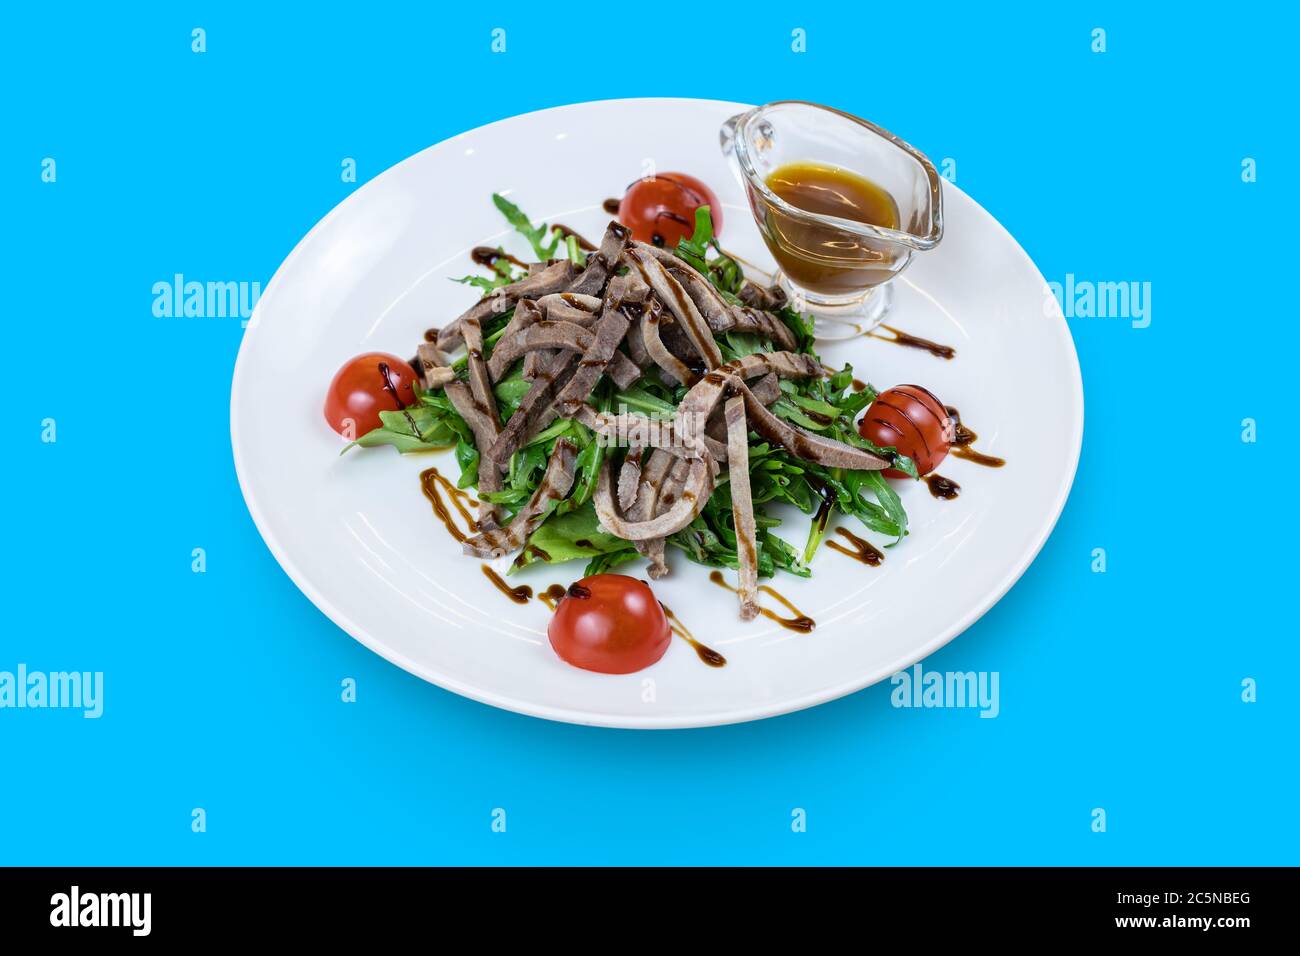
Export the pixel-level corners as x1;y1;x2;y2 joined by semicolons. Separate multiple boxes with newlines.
492;193;561;261
509;501;631;573
346;403;462;455
675;205;714;272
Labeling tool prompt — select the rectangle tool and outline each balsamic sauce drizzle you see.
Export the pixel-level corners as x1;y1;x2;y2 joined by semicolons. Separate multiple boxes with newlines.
868;324;956;360
926;474;961;499
481;564;532;604
537;584;568;612
944;406;1006;468
826;527;883;566
708;571;815;633
661;602;726;667
471;246;529;271
418;467;479;542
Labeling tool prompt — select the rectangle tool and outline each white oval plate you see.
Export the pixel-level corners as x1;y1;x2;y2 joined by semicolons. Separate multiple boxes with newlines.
231;98;1082;729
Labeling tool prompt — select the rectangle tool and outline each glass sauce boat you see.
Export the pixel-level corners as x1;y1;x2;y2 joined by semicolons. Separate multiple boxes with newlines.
721;101;944;338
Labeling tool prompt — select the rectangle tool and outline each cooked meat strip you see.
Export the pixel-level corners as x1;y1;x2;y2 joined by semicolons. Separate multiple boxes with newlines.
443;381;505;529
462;439;578;558
484;352;579;472
460;316;499;431
488;319;640;388
565;221;631;296
623;247;723;369
552;276;645;418
728;306;799;349
724;396;759;620
437;260;576;351
748;372;782;405
617;446;643;512
538;291;602;312
628;449;674;520
442;382;498;449
416;343;456;389
624;311;652;368
639;295;695;386
624;449;675;578
460;313;505;528
674;352;824;451
740;386;889;470
571;406;728;464
593;453;715;541
738;279;788;312
484;298;545;372
632;241;797;350
521;350;547;380
537;292;602;326
644;457;695;578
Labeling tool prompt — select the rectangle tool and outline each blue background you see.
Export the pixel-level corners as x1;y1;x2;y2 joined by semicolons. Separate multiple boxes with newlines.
4;2;1295;865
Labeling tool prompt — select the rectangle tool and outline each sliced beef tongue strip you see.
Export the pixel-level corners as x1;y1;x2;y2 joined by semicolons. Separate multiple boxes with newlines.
724;396;759;620
459;314;509;527
642;457;693;578
729;306;798;350
552;275;645;419
416;343;456;389
484;299;546;380
442;381;506;530
625;448;675;578
748;372;782;405
437;260;576;351
624;247;723;370
484;351;579;474
565;222;631;297
461;316;499;424
631;241;798;351
537;292;603;326
593;452;715;542
575;407;729;464
639;296;695;386
462;439;578;558
738;279;788;312
489;319;641;389
674;351;824;451
741;386;890;470
617;447;643;512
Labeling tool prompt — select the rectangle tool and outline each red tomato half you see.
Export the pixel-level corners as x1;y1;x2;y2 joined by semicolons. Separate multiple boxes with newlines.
548;575;671;674
617;172;722;247
324;352;419;438
859;385;955;478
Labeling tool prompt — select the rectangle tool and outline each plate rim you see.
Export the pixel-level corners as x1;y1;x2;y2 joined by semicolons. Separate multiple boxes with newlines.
230;96;1085;730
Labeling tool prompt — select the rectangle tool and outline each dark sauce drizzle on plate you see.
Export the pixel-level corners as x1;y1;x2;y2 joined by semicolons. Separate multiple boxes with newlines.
868;324;956;360
826;527;883;566
419;467;480;542
481;564;532;604
660;602;726;667
945;405;1007;468
708;571;815;633
926;474;961;499
537;584;568;611
471;246;529;271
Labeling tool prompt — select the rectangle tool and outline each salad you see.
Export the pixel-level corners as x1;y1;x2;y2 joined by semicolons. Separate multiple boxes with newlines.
325;175;960;663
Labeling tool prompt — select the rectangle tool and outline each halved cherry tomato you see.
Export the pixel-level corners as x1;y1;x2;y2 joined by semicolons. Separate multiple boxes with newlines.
548;574;671;674
859;385;955;478
618;172;722;247
324;352;419;439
